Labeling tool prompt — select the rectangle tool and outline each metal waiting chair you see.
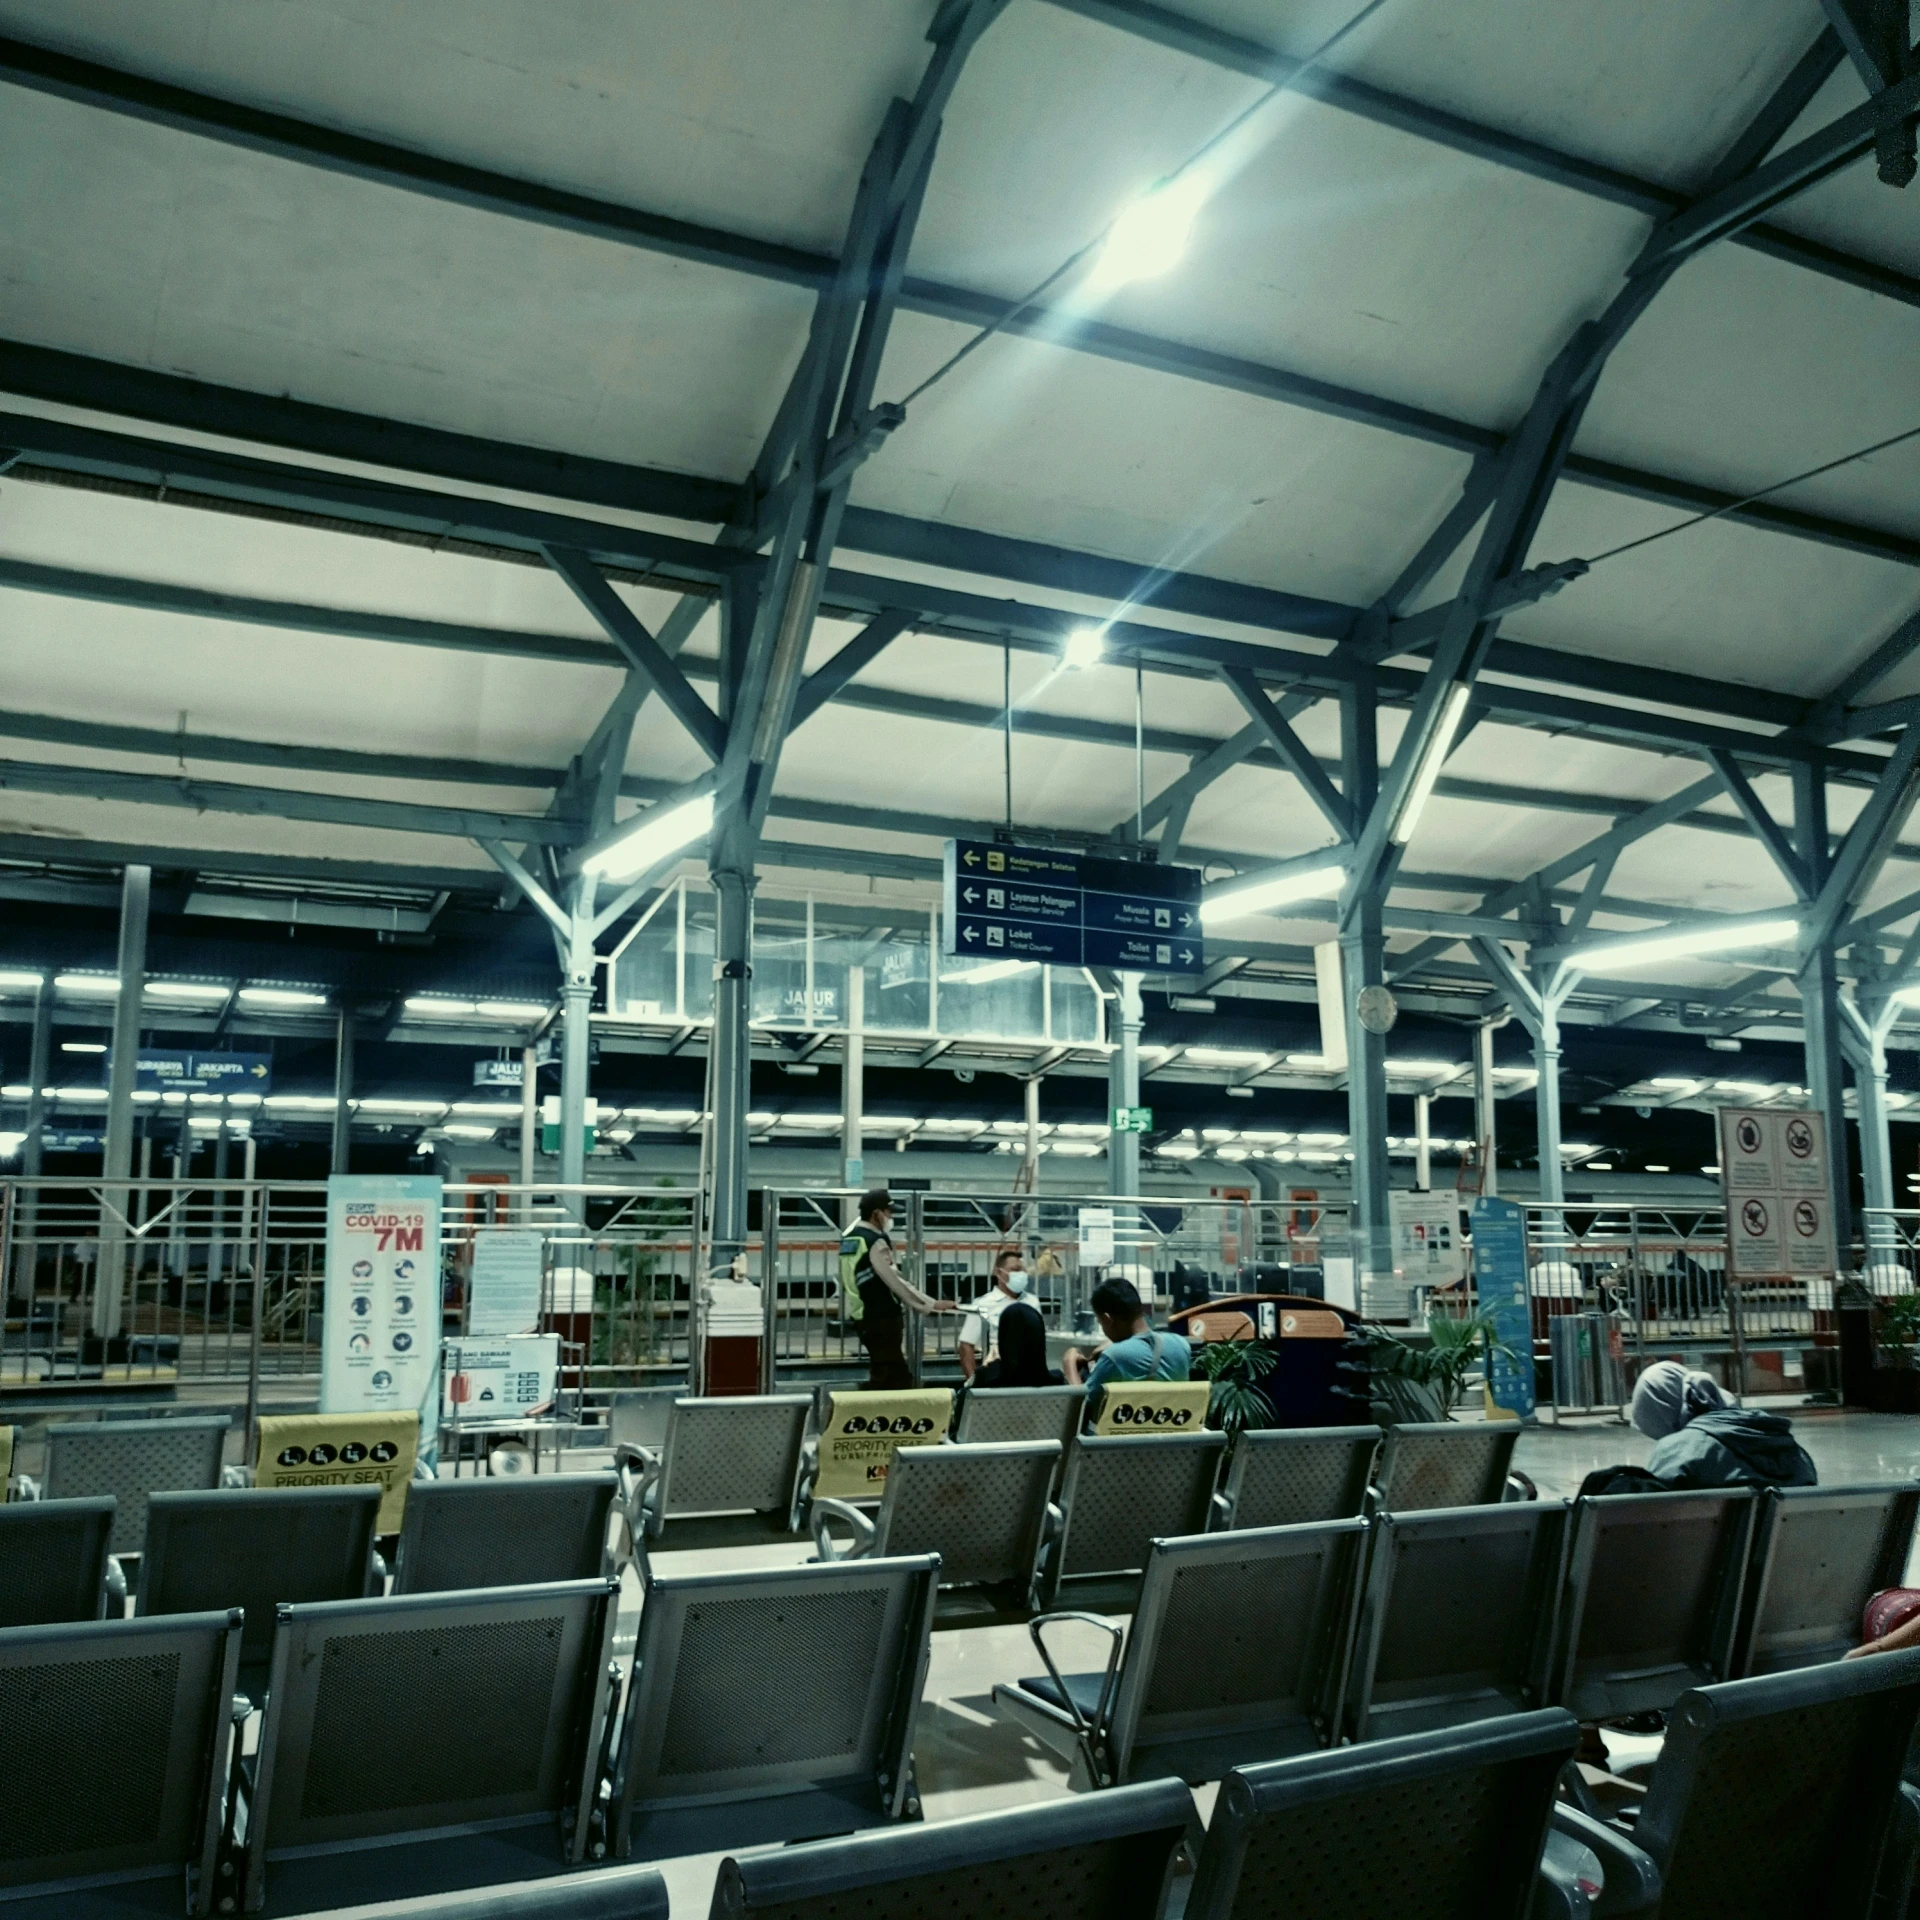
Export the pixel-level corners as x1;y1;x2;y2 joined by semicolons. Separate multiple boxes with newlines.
616;1392;811;1548
138;1485;382;1698
994;1520;1365;1789
393;1472;621;1593
1184;1709;1590;1920
0;1609;243;1919
241;1576;621;1915
810;1439;1060;1623
0;1495;118;1626
1038;1429;1228;1612
26;1414;227;1555
1554;1488;1755;1723
1344;1501;1569;1744
1552;1652;1920;1919
712;1776;1195;1920
283;1868;671;1920
1734;1480;1920;1676
953;1383;1086;1449
1215;1425;1381;1531
1371;1421;1519;1513
610;1553;939;1861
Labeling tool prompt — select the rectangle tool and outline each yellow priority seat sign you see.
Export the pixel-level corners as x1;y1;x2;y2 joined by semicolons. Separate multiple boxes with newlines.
255;1410;420;1532
814;1389;952;1500
1090;1379;1212;1436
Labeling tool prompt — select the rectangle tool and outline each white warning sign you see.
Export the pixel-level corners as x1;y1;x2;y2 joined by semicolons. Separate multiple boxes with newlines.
1729;1192;1783;1278
1719;1108;1832;1280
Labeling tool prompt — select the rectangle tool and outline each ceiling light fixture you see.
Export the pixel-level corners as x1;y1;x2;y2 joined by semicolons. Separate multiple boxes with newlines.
1183;1046;1269;1067
581;792;714;883
145;981;231;1003
1062;626;1106;671
1199;863;1345;927
475;1001;551;1021
237;987;329;1009
1087;171;1212;292
1390;682;1471;845
946;959;1039;986
0;970;45;991
1568;917;1799;975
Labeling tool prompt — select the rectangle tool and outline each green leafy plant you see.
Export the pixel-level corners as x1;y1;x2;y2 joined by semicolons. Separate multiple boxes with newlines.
1192;1337;1280;1432
1363;1312;1517;1421
1876;1291;1920;1367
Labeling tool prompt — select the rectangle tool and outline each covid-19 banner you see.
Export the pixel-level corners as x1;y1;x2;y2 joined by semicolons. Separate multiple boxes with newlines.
320;1174;443;1426
813;1389;953;1499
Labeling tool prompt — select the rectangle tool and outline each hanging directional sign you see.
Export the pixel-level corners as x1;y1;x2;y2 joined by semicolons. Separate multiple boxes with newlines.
943;840;1204;974
110;1049;274;1094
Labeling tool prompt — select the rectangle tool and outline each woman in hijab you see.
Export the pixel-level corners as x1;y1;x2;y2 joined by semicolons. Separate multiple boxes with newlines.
973;1300;1065;1389
1627;1359;1817;1490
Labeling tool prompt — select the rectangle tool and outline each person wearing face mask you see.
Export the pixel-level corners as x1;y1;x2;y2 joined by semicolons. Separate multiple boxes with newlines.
957;1247;1031;1381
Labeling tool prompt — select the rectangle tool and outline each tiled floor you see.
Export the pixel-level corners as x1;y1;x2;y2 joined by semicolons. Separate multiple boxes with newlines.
630;1404;1920;1913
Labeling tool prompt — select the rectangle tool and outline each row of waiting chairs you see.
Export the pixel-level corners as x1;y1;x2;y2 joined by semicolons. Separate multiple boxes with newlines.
993;1480;1918;1790
20;1625;1920;1920
4;1477;1909;1915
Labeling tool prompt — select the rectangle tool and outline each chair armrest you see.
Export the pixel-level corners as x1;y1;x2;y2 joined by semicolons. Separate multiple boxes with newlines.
221;1464;253;1488
15;1474;41;1501
614;1443;662;1536
1550;1805;1660;1916
104;1555;128;1612
1506;1468;1540;1502
1028;1610;1124;1744
369;1547;391;1590
1211;1490;1232;1531
810;1497;876;1563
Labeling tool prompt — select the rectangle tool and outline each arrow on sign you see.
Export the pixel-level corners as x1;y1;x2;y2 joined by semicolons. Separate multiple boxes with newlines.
251;1064;268;1078
1179;912;1195;929
1178;949;1194;965
962;848;980;867
962;924;979;943
963;886;979;904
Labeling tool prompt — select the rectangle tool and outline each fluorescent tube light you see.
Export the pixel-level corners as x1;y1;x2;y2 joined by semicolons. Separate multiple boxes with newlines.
1199;863;1345;926
145;981;230;1003
55;973;119;995
0;969;45;991
1183;1047;1269;1067
405;998;477;1018
582;793;714;882
476;1000;550;1021
947;959;1039;986
60;1042;107;1054
238;987;328;1009
1570;918;1799;975
1390;682;1471;846
1087;172;1210;291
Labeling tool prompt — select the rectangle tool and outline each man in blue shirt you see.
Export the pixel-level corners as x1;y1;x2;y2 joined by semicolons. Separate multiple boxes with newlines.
1064;1276;1191;1393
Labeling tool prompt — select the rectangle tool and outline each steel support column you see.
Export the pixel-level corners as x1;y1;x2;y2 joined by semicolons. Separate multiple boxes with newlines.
519;1042;538;1204
1342;893;1392;1294
1473;1018;1499;1195
12;976;52;1292
1109;974;1143;1197
842;962;865;1194
1414;1093;1432;1191
708;863;756;1269
1843;997;1902;1275
1795;759;1854;1260
329;1006;354;1175
1533;997;1565;1206
95;862;149;1337
558;875;597;1203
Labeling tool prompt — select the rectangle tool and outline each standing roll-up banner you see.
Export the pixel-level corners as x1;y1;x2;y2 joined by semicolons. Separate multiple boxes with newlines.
322;1177;444;1464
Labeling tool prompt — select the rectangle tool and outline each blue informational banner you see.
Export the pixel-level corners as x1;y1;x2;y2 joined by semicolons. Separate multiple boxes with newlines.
110;1049;274;1094
942;838;1204;974
1471;1195;1535;1420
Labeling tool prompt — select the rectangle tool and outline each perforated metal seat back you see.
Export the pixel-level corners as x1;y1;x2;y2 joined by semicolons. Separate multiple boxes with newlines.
1373;1423;1516;1513
1187;1711;1581;1920
875;1442;1058;1587
1354;1504;1566;1740
140;1486;381;1672
1225;1427;1380;1530
616;1555;936;1834
953;1386;1084;1449
0;1497;115;1628
44;1417;227;1554
250;1578;616;1874
714;1777;1193;1920
0;1610;238;1896
395;1474;617;1594
1560;1491;1752;1721
659;1396;809;1521
1639;1659;1920;1920
1114;1522;1364;1775
1057;1433;1226;1582
608;1387;681;1454
1739;1484;1920;1676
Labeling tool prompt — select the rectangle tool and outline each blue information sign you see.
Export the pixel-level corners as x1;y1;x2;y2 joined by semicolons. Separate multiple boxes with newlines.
1471;1195;1535;1420
942;839;1204;974
109;1049;274;1094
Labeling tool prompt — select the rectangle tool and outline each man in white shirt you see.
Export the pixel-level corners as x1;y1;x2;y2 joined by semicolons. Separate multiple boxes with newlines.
957;1248;1029;1380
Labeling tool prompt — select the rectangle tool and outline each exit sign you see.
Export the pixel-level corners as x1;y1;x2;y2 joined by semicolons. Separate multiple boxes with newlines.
1112;1106;1153;1133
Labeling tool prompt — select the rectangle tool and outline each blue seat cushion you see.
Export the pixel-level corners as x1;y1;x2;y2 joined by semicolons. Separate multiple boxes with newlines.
1019;1671;1110;1721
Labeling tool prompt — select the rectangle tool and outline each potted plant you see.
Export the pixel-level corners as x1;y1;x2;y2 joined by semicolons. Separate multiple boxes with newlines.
1871;1291;1920;1414
1192;1336;1281;1432
1362;1312;1517;1424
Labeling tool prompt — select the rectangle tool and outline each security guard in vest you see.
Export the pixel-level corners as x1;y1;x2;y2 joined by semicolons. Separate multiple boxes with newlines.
839;1188;959;1389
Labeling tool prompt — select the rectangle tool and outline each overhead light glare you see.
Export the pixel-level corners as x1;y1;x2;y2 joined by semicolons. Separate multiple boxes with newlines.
60;1042;107;1055
1570;918;1799;975
1062;626;1106;671
476;1000;551;1021
1087;171;1210;291
1199;863;1346;927
1390;682;1471;846
947;959;1039;986
0;969;45;991
582;793;714;883
145;981;230;1003
238;987;328;1009
1183;1046;1269;1067
55;973;120;995
405;998;478;1018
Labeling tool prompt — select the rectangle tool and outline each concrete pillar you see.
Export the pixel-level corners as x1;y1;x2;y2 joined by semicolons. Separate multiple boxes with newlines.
519;1043;538;1206
1342;894;1392;1296
708;863;756;1269
169;1107;191;1278
209;1110;230;1288
240;1131;257;1274
1107;973;1142;1196
95;863;150;1337
841;962;864;1194
1414;1093;1432;1191
1533;1003;1565;1206
1796;759;1854;1260
14;978;52;1291
1473;1018;1499;1196
329;1006;354;1176
1023;1074;1041;1189
558;878;597;1204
